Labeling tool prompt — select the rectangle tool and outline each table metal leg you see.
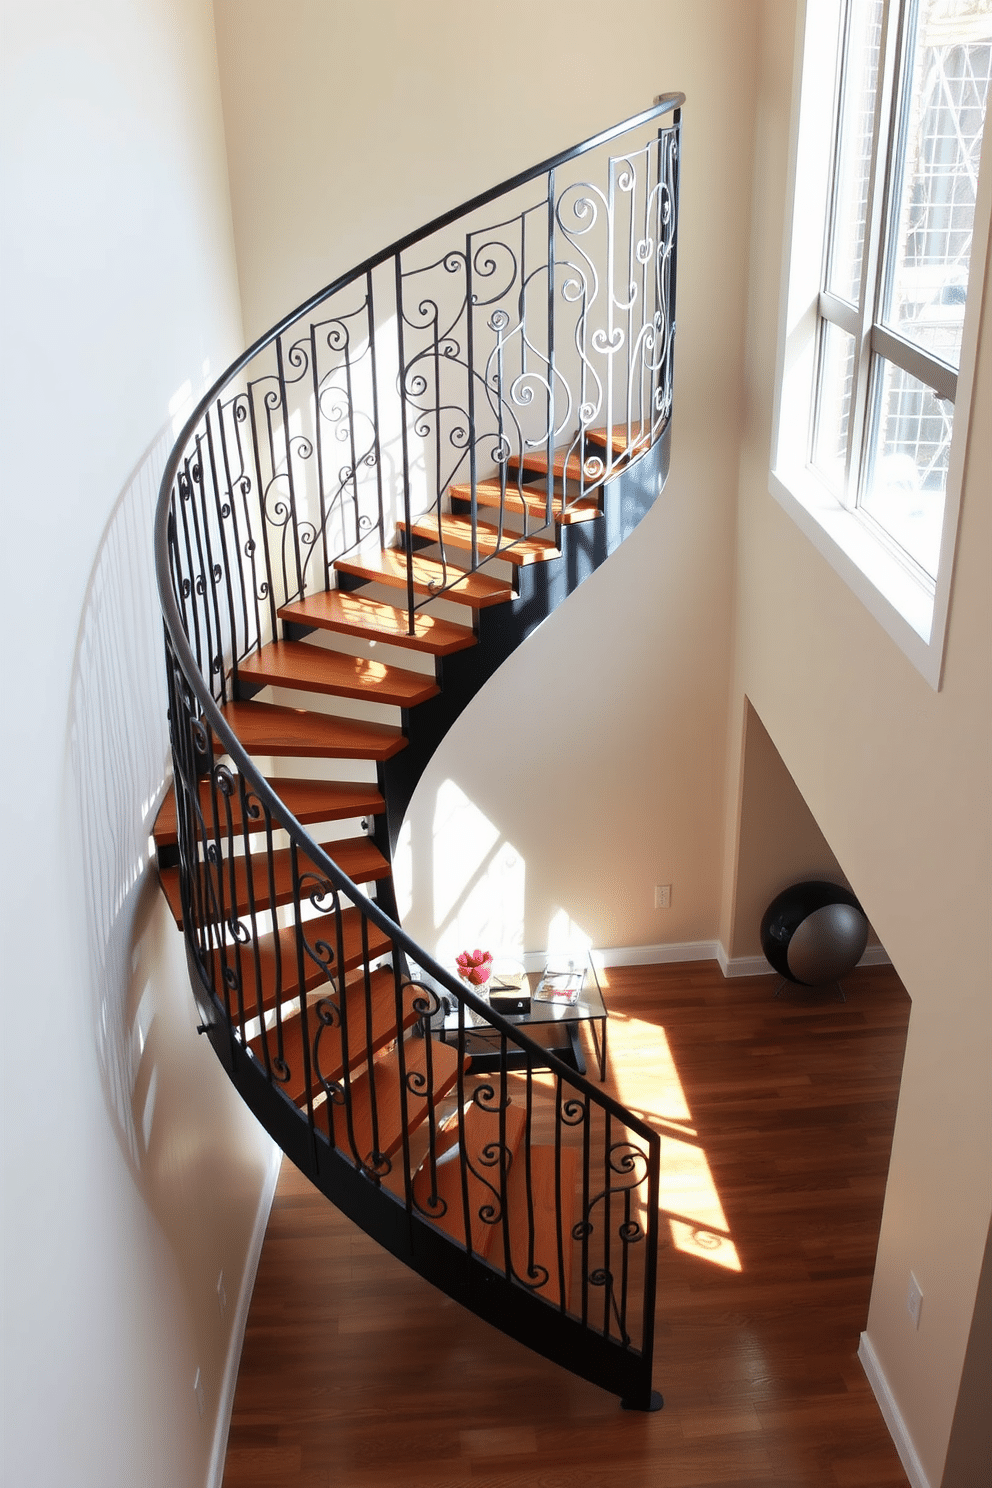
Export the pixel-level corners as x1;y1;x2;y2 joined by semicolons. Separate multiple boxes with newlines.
565;1022;587;1077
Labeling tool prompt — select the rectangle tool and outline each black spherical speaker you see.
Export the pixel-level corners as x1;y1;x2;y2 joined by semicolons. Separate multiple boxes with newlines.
761;881;868;995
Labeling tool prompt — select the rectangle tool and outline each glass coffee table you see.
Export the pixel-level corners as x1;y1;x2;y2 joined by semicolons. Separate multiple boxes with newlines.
437;959;608;1081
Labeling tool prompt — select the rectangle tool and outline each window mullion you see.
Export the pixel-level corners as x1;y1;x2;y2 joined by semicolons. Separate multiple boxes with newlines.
845;0;905;509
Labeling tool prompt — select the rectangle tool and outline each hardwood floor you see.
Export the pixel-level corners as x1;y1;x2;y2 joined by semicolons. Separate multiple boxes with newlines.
223;961;911;1487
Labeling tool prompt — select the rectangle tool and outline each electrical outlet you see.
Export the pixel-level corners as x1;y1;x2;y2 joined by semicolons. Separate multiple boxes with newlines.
654;884;672;910
907;1272;923;1329
216;1270;227;1318
193;1368;205;1417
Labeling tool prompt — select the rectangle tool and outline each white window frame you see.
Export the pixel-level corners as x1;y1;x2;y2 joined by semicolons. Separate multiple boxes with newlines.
770;0;992;689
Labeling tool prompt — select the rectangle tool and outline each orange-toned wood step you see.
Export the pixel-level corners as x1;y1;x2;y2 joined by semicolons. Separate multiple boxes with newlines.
500;1144;579;1311
314;971;424;1085
506;445;610;483
153;777;384;849
507;423;652;483
326;1037;468;1165
159;835;390;927
335;548;513;607
235;639;439;708
399;514;559;566
248;969;419;1096
585;420;651;456
279;590;476;657
447;478;600;525
219;700;406;760
413;1101;527;1256
209;913;394;1022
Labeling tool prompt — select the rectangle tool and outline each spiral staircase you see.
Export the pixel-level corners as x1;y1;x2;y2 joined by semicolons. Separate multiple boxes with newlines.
154;96;682;1414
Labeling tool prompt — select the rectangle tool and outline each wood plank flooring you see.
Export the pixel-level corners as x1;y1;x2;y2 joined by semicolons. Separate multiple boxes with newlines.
223;961;911;1488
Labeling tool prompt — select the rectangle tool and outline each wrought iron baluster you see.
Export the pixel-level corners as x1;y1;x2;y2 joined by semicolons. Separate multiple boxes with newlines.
177;452;206;677
215;394;254;667
366;271;386;557
239;778;267;1049
455;995;472;1249
553;1075;567;1312
580;1089;592;1327
603;1110;613;1338
522;1054;537;1293
203;405;241;698
242;375;279;641
394;254;417;636
465;229;479;571
309;319;329;589
619;1148;632;1347
274;335;305;604
192;429;225;701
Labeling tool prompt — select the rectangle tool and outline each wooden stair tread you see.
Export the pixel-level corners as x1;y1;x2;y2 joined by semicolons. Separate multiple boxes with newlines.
159;834;390;927
220;700;406;760
331;1036;467;1166
335;549;512;607
400;515;559;566
237;640;439;708
585;421;650;456
447;478;600;526
507;423;651;483
501;1144;579;1311
153;777;384;849
279;590;476;657
212;916;393;1022
248;968;417;1094
414;1101;527;1256
507;446;610;483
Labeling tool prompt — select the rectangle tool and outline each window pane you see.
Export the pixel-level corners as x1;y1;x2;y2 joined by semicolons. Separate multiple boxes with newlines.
826;0;886;304
882;2;992;369
812;320;856;494
861;355;952;577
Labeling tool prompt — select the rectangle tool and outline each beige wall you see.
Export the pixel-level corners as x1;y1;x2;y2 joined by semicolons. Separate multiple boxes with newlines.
728;699;867;960
213;0;757;958
1;3;275;1485
726;3;992;1483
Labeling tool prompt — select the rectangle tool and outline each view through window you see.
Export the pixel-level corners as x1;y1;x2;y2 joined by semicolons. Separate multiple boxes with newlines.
812;0;991;583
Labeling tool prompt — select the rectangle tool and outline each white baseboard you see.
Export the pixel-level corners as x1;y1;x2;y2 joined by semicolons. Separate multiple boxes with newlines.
716;942;891;978
208;1141;282;1488
514;943;890;978
521;941;720;973
858;1333;932;1488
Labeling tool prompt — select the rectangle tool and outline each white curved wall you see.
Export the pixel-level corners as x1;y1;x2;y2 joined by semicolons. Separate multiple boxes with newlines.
1;4;276;1485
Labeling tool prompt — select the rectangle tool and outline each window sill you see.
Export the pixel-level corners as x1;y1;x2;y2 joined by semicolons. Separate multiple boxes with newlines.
769;462;944;688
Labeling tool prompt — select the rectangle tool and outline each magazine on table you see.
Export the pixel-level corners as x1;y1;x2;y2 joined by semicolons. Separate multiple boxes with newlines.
533;964;584;1005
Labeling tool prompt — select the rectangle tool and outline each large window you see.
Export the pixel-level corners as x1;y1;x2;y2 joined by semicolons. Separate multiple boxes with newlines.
772;0;992;685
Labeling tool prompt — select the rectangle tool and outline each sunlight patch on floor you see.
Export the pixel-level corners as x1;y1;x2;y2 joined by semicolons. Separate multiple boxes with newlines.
608;1012;741;1272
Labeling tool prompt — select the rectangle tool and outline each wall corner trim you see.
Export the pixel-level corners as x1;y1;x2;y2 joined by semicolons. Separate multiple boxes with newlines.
858;1332;933;1488
208;1141;283;1488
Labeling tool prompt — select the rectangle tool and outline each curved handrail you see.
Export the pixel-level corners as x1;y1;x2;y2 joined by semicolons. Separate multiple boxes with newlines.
156;90;683;538
154;95;682;1408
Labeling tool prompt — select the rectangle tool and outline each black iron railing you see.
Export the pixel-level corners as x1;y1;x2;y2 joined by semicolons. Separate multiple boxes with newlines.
155;95;682;1410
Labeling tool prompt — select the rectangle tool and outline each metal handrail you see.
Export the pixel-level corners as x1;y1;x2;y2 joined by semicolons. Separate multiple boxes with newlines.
154;95;682;1409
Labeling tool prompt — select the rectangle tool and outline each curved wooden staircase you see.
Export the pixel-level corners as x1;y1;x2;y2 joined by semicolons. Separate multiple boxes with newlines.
154;97;682;1413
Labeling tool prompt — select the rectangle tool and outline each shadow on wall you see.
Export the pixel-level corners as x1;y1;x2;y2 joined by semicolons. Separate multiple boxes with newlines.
66;421;174;1179
63;418;275;1401
393;769;596;969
